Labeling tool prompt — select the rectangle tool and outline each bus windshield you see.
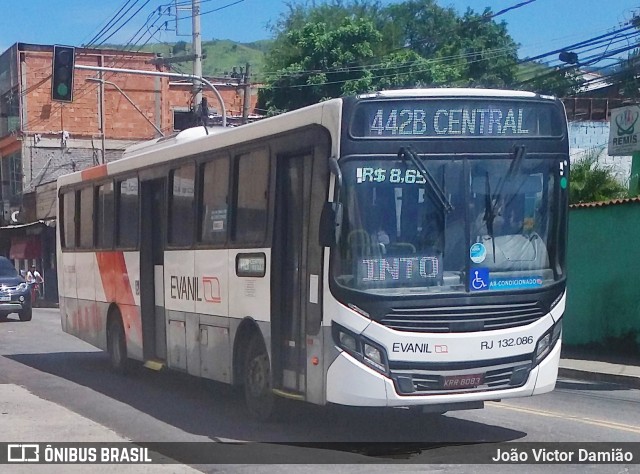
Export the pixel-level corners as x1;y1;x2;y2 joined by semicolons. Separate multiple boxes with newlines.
333;153;561;296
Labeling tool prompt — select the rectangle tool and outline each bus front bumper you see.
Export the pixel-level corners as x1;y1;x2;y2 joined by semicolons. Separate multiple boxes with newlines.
326;339;561;407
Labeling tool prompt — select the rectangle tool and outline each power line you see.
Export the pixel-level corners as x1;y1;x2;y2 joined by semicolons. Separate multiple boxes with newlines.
483;0;537;20
93;0;154;47
520;22;638;64
83;0;137;47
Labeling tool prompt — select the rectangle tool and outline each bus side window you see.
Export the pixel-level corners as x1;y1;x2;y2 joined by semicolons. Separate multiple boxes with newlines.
199;156;229;245
78;187;94;249
116;177;139;248
234;149;269;244
169;163;196;247
96;182;115;249
61;190;76;249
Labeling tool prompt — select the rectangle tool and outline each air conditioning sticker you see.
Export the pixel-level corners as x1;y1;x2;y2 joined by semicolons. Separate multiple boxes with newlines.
469;242;487;263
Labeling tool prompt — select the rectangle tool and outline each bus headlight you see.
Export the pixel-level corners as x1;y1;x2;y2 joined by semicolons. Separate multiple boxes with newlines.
338;330;357;353
534;320;562;365
332;323;389;376
363;342;386;373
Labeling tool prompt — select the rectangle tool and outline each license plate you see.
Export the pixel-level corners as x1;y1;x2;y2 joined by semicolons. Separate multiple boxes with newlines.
442;373;484;389
0;295;10;302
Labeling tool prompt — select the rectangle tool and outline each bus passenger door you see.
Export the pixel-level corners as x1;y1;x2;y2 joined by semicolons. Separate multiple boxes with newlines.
140;178;167;362
272;153;316;395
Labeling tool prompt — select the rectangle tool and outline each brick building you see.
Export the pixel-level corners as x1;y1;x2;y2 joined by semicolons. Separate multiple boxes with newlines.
0;42;260;302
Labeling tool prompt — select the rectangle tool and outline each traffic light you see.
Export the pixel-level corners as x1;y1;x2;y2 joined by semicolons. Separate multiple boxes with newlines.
51;45;75;102
558;51;578;65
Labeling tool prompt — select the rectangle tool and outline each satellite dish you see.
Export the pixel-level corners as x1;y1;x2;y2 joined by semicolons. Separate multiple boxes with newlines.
11;211;19;223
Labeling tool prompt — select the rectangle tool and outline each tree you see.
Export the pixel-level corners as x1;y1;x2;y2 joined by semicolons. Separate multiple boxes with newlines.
172;41;188;55
517;62;584;97
259;0;521;113
449;9;519;87
383;3;519;87
569;149;628;204
260;16;383;113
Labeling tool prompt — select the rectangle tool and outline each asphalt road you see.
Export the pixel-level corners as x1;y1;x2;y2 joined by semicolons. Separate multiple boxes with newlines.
1;308;639;472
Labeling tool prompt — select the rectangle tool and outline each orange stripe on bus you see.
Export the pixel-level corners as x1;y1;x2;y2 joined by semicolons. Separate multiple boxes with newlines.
96;251;135;305
81;164;108;181
96;251;142;346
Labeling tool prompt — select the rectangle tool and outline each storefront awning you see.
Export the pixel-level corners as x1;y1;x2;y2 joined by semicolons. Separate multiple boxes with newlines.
9;237;41;259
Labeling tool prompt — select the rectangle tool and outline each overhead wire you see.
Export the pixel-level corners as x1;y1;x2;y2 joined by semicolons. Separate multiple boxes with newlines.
82;0;137;47
24;1;173;131
22;1;640;130
93;0;155;47
483;0;537;20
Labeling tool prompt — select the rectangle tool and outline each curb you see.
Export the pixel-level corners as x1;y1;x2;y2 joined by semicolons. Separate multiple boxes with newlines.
558;367;640;389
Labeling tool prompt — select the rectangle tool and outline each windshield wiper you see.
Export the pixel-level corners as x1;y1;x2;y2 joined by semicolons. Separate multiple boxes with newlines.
398;147;453;213
483;145;526;262
490;145;526;215
484;171;496;261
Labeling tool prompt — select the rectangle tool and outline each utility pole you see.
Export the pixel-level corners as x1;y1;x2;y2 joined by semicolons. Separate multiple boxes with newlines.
242;62;251;124
98;54;106;163
192;0;203;114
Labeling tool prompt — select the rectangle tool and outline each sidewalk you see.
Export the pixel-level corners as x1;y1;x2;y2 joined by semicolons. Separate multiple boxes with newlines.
559;357;640;388
0;384;199;472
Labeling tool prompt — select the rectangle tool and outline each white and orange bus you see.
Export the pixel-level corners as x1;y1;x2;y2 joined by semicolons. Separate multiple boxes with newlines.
58;88;568;420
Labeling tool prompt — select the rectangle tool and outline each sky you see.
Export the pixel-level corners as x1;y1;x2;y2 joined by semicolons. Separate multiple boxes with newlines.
1;0;638;65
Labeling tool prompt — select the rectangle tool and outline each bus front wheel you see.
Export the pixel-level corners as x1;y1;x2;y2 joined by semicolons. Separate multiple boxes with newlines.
243;335;278;421
107;317;129;374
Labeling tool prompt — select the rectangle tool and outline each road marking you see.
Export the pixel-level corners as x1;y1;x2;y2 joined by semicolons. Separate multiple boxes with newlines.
487;401;640;435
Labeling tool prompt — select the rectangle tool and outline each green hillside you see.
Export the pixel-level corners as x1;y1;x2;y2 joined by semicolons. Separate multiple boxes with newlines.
121;39;270;80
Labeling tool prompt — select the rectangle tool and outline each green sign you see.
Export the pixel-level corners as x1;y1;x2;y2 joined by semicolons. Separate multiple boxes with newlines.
608;105;640;156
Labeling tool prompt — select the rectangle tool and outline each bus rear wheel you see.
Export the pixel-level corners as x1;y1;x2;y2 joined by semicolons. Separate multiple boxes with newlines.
243;335;279;421
107;317;129;374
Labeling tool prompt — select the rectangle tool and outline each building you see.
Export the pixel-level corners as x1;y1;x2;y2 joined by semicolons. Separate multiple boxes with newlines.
561;70;633;189
0;42;260;303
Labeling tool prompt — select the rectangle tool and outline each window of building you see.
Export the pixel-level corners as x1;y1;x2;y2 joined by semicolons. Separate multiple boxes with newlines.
1;152;23;203
173;109;194;132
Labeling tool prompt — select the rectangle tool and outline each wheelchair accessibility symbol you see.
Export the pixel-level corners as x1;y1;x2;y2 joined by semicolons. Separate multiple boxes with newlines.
470;268;490;291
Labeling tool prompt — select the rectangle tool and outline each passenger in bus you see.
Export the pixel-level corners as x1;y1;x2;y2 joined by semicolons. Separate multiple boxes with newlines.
372;227;390;254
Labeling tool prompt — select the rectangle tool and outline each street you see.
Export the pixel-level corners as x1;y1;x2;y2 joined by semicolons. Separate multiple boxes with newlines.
1;308;640;471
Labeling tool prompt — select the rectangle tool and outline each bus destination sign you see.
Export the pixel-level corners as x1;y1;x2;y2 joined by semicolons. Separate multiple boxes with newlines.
352;100;558;138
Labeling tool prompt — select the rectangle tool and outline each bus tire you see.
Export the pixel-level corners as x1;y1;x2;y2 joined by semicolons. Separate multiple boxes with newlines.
243;334;279;421
19;306;33;322
107;316;129;374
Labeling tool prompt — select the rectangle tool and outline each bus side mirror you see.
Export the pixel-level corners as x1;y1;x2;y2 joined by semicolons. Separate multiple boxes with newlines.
319;202;342;247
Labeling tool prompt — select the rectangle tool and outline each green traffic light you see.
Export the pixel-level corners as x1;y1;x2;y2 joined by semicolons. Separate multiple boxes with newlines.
51;45;75;102
57;83;69;98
